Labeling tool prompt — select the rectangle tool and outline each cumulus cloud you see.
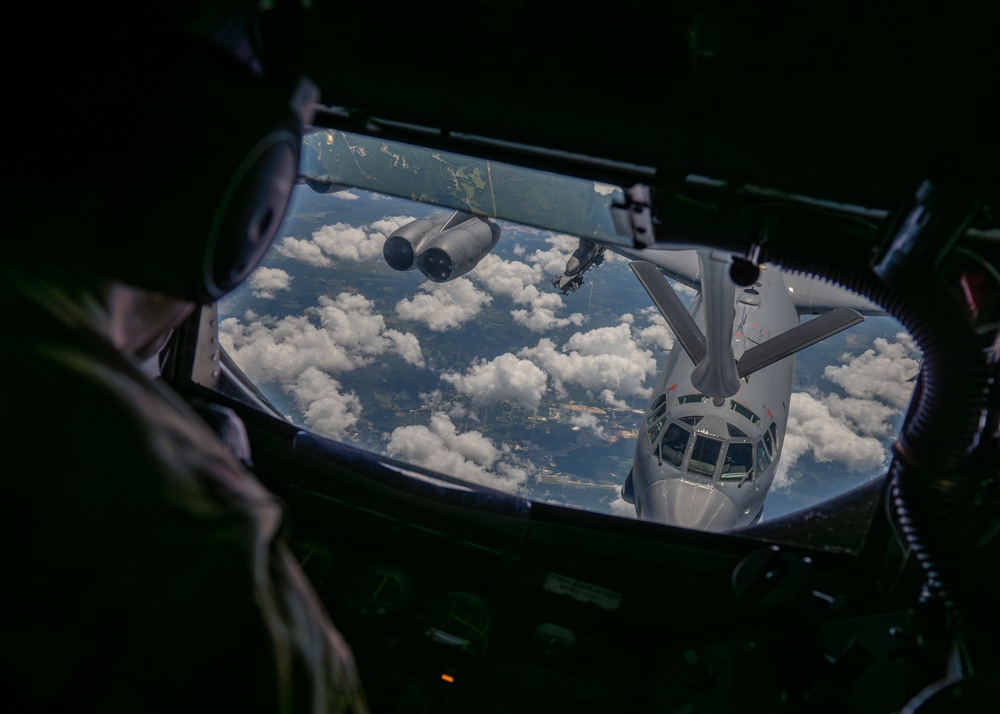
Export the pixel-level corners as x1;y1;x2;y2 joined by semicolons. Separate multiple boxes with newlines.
771;331;918;491
311;222;383;263
275;236;331;267
526;234;581;277
511;307;586;332
671;279;699;300
822;393;900;437
823;332;920;409
636;322;675;354
774;392;889;491
277;215;417;267
473;252;539;295
441;353;548;410
385;412;531;493
219;291;424;385
634;308;675;354
570;412;606;438
417;389;477;423
598;389;630;410
395;278;492;331
518;323;657;399
288;367;361;440
247;267;292;299
469;253;584;332
608;487;638;518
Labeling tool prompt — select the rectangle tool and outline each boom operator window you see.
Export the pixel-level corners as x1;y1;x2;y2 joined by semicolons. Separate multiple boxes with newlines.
200;124;914;556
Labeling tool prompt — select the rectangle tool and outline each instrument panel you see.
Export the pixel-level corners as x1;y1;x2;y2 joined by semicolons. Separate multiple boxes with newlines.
284;474;917;714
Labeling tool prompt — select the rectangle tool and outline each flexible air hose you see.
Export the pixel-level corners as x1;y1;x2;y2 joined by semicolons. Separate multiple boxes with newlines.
757;233;992;637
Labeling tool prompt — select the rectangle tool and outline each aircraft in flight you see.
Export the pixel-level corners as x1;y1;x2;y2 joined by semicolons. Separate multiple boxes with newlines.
382;209;501;283
552;238;607;294
21;2;995;712
619;252;867;529
194;2;1000;710
381;212;878;530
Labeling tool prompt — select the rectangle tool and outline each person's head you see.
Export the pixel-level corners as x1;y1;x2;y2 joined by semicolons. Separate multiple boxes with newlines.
103;283;197;361
14;1;315;304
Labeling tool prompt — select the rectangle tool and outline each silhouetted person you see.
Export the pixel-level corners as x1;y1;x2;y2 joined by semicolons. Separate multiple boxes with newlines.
1;3;369;711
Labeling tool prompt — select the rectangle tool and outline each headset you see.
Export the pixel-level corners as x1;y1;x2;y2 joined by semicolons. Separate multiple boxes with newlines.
102;4;317;303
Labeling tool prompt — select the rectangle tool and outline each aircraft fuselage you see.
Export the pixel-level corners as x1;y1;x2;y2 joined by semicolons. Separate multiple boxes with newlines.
628;263;798;530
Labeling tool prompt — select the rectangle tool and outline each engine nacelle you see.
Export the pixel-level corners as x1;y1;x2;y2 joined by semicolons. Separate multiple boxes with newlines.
383;211;501;282
304;178;349;194
382;216;441;271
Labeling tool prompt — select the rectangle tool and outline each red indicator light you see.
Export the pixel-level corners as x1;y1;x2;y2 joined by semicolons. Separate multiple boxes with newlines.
667;384;677;391
441;673;455;684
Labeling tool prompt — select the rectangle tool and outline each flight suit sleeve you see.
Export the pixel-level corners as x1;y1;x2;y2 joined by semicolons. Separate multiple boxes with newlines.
1;341;369;713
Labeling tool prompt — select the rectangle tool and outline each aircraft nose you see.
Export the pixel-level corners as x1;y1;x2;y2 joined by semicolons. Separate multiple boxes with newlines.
641;480;738;531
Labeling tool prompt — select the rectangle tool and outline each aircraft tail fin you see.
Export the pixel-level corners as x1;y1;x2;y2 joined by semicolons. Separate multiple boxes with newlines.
736;308;864;378
629;261;707;365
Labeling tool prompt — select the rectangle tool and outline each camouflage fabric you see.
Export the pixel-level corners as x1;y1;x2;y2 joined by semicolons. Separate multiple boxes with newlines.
0;269;369;713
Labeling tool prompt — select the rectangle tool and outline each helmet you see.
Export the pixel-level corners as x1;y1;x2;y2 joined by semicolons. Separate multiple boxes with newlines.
19;2;316;303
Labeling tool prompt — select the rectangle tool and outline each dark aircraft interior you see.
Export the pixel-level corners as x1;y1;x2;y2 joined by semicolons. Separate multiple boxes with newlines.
38;2;1000;712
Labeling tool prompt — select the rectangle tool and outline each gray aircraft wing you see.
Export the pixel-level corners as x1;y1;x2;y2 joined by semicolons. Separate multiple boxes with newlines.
629;260;707;365
781;272;885;316
736;308;865;378
628;260;867;382
606;246;885;315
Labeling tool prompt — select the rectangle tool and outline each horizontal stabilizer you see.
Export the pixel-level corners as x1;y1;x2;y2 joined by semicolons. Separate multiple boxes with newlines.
737;308;864;378
629;261;707;365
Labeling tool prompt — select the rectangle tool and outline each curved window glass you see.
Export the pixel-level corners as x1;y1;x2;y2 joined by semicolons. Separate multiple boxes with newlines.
648;415;667;445
212;129;919;548
729;401;761;427
757;440;772;471
687;435;722;478
646;394;667;435
677;394;711;406
658;423;691;467
721;442;754;481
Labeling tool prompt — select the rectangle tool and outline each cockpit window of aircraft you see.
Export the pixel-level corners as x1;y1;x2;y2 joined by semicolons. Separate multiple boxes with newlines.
687;435;722;478
657;423;691;468
729;401;761;427
213;129;922;552
721;443;754;481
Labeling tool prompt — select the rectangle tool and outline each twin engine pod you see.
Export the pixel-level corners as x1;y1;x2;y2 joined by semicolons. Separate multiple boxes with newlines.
383;210;501;282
